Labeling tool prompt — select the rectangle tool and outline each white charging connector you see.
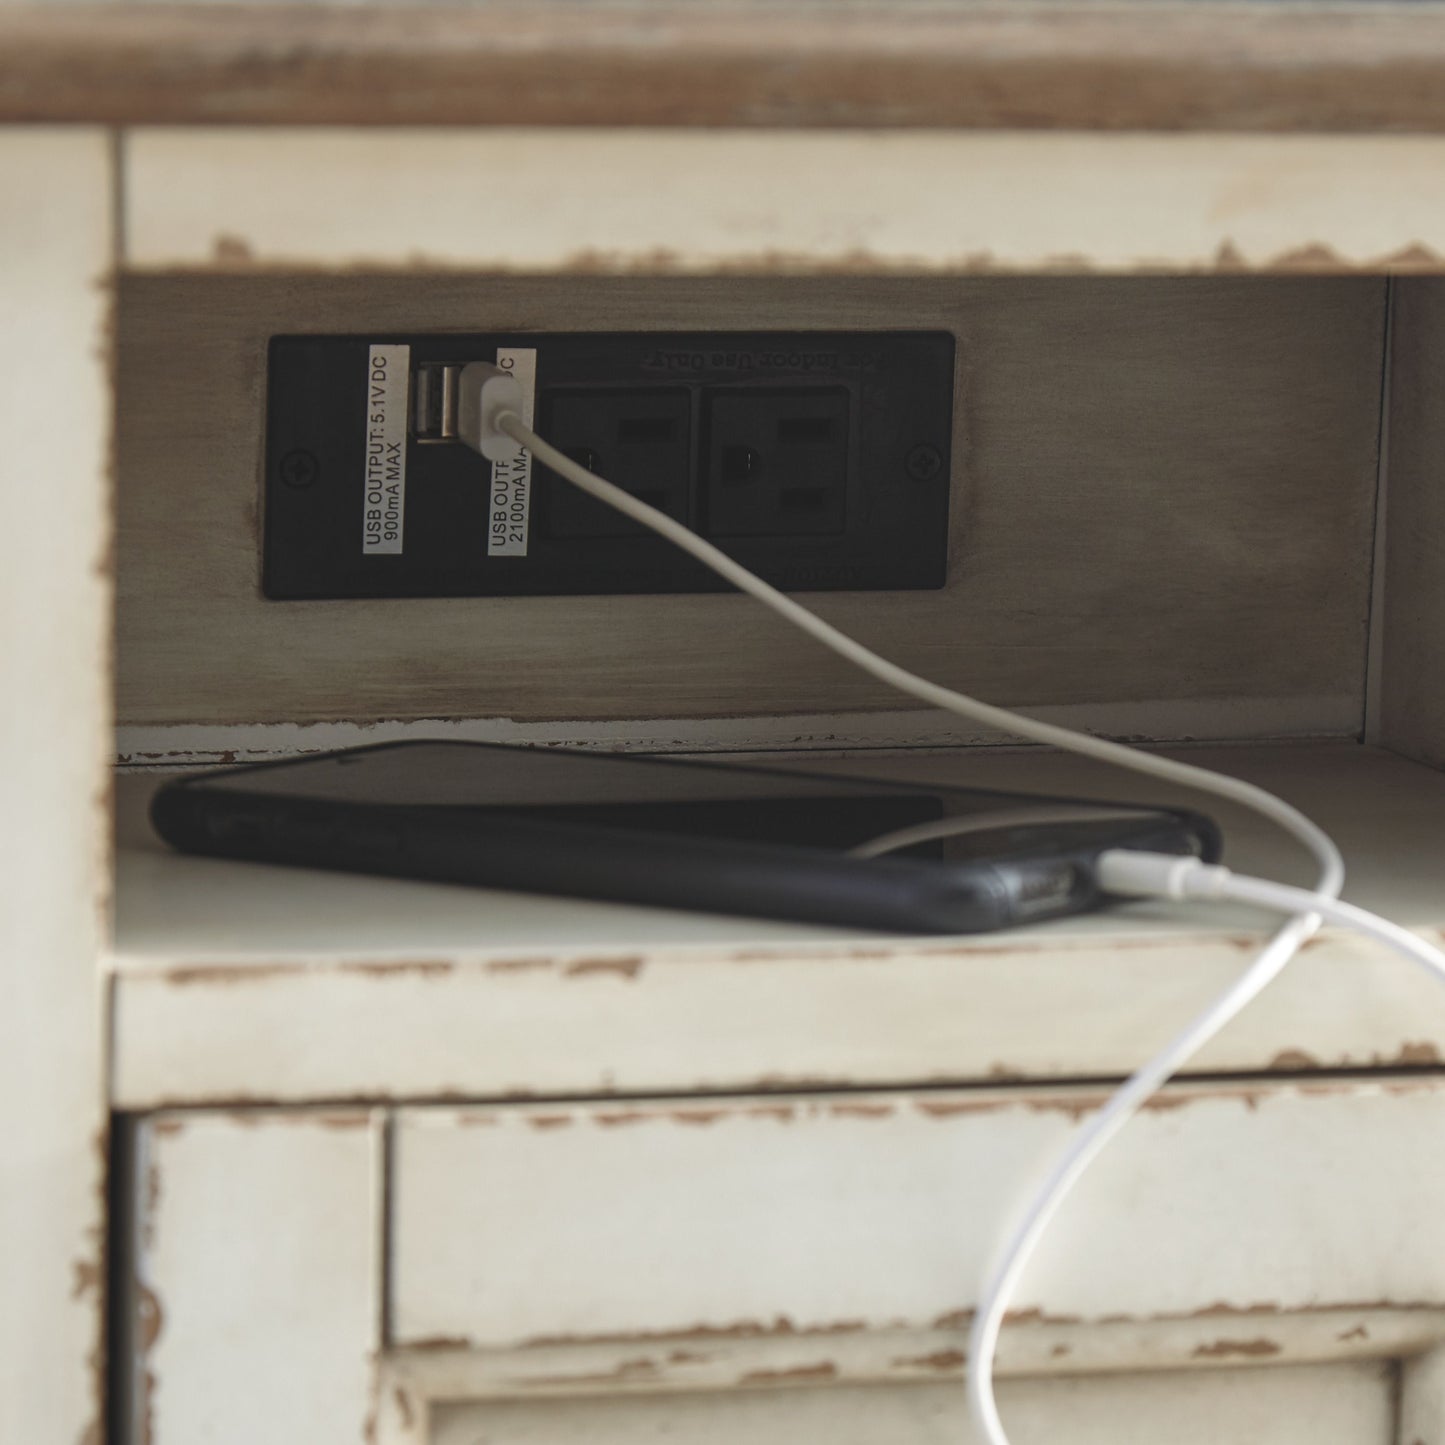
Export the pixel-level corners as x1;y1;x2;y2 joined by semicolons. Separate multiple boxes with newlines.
455;363;525;463
452;365;1442;1445
1098;849;1445;980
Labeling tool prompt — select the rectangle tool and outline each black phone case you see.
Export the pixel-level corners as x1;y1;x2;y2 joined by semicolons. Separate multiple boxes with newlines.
150;742;1221;935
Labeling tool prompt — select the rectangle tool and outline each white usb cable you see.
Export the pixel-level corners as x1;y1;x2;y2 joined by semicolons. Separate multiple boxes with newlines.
456;365;1340;885
450;363;1444;1445
1097;850;1445;981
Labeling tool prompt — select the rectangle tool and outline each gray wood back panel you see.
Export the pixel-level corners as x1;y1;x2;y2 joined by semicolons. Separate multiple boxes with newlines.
115;275;1386;734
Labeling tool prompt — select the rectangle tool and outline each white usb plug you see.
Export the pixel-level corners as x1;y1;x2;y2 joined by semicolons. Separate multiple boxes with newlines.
455;362;525;462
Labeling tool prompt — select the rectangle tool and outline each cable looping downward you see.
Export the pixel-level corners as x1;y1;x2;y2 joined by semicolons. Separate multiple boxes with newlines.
472;401;1352;1445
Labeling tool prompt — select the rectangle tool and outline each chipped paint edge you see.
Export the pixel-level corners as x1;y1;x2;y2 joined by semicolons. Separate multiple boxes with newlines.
113;696;1362;769
123;130;1445;282
378;1306;1445;1406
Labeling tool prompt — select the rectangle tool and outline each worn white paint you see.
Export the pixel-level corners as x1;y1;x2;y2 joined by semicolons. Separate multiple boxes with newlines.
113;693;1362;769
390;1079;1445;1348
1400;1342;1445;1445
32;101;1445;1445
109;744;1445;1107
0;129;113;1445
127;1111;383;1445
383;1308;1442;1400
420;1363;1396;1445
124;130;1445;274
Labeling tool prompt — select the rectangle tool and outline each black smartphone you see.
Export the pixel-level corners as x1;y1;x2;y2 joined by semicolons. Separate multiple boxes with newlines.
150;741;1221;935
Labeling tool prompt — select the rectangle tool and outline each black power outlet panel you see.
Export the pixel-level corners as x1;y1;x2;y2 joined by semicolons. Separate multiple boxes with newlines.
263;331;953;599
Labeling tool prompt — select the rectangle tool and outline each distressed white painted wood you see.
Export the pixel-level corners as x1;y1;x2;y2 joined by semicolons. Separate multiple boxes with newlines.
110;744;1445;1107
1400;1342;1445;1445
124;1110;383;1445
417;1362;1397;1445
112;695;1367;770
390;1078;1445;1349
0;128;113;1445
12;64;1445;1445
125;130;1445;275
382;1308;1442;1410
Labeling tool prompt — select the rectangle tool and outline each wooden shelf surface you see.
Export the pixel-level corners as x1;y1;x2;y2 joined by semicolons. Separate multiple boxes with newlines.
108;742;1445;1108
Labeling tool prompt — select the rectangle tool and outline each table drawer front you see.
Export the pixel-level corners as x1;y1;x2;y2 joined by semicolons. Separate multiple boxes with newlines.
391;1078;1445;1350
421;1362;1396;1445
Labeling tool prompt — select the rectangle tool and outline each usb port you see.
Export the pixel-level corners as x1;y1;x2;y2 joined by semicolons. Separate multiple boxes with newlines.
413;362;460;443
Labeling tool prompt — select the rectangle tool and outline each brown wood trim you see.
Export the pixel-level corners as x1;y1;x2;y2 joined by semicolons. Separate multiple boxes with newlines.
7;2;1445;131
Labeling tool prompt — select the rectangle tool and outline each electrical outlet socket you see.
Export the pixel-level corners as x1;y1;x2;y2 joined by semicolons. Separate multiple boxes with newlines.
705;388;850;537
263;331;953;599
540;389;693;539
